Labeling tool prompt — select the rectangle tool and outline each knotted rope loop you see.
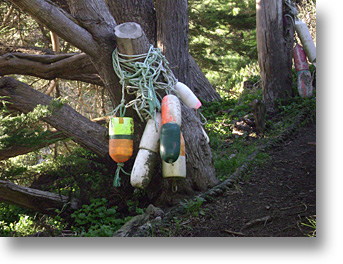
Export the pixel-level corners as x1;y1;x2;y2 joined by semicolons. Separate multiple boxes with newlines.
112;45;178;122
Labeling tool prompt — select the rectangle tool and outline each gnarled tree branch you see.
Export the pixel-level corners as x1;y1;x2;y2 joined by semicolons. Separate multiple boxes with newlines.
0;77;109;159
10;0;99;56
0;52;102;85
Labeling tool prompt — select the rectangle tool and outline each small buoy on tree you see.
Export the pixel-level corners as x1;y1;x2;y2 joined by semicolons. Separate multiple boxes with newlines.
174;82;202;109
295;17;316;66
131;113;162;189
293;43;313;98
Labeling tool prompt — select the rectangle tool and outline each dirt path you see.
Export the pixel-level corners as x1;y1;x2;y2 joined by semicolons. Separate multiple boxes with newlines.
154;121;316;237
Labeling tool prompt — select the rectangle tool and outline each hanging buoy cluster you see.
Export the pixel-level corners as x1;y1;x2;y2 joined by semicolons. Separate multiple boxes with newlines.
111;43;207;191
130;81;205;191
292;16;316;98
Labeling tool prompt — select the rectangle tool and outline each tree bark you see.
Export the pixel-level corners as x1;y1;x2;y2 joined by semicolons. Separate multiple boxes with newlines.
188;54;221;102
0;51;102;85
0;180;80;216
0;77;109;159
256;0;294;111
156;0;189;85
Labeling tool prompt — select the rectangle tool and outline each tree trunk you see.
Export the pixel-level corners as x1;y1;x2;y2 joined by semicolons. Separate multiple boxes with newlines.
156;0;189;85
256;0;294;111
0;77;109;159
0;180;80;216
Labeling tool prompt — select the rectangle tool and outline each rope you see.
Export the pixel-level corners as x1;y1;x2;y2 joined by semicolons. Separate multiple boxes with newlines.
113;162;131;187
112;45;178;122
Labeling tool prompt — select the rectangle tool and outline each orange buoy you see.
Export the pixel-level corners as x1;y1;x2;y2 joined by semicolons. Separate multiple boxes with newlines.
109;117;134;163
161;94;181;126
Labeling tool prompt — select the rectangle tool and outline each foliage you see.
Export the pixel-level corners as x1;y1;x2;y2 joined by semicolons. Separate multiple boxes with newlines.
0;98;66;149
0;202;60;237
201;60;315;181
180;196;206;217
189;0;257;91
301;215;316;237
70;198;126;237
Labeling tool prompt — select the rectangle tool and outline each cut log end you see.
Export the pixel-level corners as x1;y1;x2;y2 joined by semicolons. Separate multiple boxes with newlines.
115;22;143;39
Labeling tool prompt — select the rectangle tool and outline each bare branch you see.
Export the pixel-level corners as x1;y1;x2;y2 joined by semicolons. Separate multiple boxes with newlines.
0;52;103;85
0;77;109;158
0;180;80;216
9;0;99;56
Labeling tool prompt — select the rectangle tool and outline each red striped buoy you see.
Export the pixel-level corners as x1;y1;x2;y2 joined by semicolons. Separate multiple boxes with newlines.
293;43;313;98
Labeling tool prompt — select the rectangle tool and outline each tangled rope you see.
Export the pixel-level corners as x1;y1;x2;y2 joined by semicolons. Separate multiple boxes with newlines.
112;45;178;121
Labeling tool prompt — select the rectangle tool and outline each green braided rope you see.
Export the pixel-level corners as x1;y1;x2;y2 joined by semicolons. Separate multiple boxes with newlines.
112;45;178;121
113;162;131;188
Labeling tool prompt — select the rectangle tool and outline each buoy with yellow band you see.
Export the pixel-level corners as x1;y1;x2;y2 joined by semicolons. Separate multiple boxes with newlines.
131;113;162;189
174;82;202;109
109;117;134;163
162;132;186;179
109;116;134;187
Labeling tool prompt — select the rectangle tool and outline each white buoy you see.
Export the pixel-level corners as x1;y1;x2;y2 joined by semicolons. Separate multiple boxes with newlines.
295;17;316;65
139;114;162;152
174;82;202;109
131;149;158;189
130;113;162;189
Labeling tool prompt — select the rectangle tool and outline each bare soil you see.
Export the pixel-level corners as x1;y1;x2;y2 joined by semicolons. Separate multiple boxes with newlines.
154;121;316;237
